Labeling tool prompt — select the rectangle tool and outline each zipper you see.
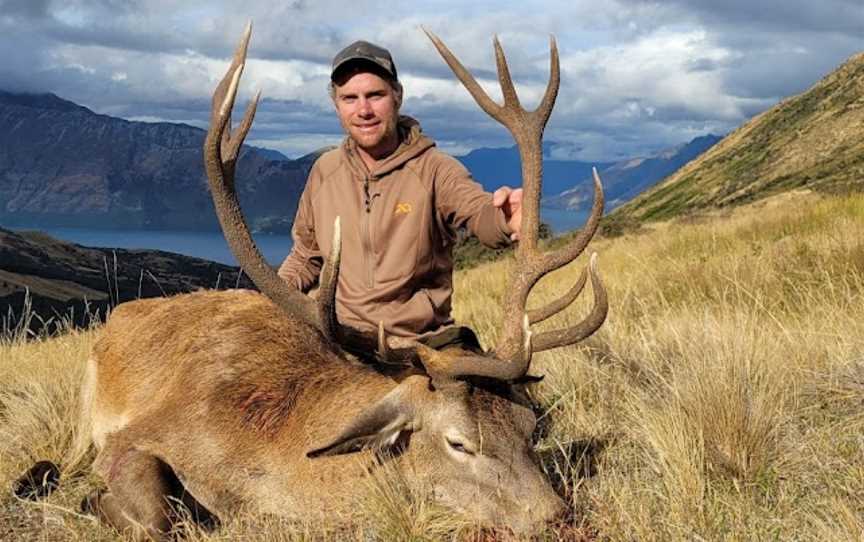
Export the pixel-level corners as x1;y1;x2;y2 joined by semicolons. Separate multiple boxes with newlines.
361;176;374;288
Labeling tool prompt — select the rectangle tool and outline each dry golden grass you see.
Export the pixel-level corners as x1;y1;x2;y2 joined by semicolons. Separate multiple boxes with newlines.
2;189;863;540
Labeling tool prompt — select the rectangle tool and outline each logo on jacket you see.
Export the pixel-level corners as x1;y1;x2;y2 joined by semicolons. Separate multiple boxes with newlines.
395;202;412;215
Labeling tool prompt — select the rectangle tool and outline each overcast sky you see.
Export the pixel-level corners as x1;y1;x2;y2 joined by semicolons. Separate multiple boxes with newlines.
1;0;861;161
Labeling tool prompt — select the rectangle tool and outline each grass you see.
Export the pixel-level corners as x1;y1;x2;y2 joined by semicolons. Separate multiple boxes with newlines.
2;189;864;540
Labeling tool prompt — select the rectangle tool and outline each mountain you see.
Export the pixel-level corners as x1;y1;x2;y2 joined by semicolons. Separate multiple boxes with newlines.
456;144;613;196
611;52;864;222
543;134;722;212
0;90;308;232
251;146;289;161
0;226;253;334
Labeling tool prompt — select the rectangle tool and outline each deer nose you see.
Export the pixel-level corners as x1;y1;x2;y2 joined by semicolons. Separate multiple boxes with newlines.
525;492;567;523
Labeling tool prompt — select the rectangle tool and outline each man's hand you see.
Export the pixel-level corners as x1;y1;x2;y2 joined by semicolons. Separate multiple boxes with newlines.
492;186;523;242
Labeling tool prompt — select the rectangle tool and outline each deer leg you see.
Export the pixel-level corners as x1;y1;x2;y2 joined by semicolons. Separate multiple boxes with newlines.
90;445;176;541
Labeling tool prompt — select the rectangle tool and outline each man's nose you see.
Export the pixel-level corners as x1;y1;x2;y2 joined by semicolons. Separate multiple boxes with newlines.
357;98;373;117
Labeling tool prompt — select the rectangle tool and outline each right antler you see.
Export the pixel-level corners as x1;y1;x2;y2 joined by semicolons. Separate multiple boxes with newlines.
424;29;608;377
204;23;341;341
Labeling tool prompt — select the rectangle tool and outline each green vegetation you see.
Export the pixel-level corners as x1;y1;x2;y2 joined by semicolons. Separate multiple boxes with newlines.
453;222;551;270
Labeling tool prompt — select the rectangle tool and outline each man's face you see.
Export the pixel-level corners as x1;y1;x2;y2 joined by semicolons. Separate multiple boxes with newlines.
332;70;400;159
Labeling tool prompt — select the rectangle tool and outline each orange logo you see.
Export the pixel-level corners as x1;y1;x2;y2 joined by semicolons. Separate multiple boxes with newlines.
395;202;412;215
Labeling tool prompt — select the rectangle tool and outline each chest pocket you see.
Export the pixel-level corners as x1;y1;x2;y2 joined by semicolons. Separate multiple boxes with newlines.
372;183;431;284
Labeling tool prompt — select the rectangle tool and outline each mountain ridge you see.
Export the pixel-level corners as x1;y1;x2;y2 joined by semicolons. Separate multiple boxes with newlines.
611;51;864;222
456;144;613;197
0;90;310;231
543;134;722;212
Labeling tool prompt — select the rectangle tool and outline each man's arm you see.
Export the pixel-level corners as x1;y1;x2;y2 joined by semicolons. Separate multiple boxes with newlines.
277;174;323;292
434;156;517;249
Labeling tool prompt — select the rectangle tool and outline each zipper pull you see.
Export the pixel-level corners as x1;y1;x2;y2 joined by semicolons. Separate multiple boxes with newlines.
363;177;372;213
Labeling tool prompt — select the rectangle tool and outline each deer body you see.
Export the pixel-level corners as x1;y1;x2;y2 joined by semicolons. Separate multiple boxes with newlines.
88;289;398;517
84;289;566;538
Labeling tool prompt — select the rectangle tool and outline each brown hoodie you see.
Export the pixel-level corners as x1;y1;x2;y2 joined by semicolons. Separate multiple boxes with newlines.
278;117;512;338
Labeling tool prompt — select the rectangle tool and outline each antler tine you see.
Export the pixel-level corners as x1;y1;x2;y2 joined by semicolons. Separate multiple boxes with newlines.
317;217;342;341
422;27;506;123
527;265;587;325
377;321;392;362
204;23;326;333
492;36;521;111
212;22;251;127
414;344;530;383
540;168;604;275
533;36;560;130
531;253;608;352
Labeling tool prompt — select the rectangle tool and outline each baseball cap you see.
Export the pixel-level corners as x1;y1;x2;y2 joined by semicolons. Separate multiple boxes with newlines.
331;40;398;82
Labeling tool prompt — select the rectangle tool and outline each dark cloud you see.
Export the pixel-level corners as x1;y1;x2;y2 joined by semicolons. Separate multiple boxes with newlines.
0;0;51;18
620;0;864;36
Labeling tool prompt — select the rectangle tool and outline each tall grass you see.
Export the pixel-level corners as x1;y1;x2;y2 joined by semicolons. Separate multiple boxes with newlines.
454;190;864;540
2;189;863;540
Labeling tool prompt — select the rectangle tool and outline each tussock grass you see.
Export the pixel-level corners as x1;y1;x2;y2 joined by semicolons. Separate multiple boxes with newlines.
2;189;864;540
456;189;864;540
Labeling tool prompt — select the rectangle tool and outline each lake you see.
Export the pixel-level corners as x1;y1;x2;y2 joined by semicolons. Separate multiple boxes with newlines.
15;207;588;266
27;227;294;266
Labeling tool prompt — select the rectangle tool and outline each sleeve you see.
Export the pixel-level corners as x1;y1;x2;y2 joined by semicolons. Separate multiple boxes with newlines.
434;155;513;249
277;167;323;293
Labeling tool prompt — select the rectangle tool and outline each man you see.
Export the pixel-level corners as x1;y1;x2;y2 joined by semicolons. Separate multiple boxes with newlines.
278;40;523;350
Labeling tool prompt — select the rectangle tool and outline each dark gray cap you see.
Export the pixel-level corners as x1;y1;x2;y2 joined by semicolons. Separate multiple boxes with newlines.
331;40;398;82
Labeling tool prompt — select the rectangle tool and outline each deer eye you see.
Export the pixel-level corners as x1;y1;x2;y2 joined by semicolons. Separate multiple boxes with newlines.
446;437;476;456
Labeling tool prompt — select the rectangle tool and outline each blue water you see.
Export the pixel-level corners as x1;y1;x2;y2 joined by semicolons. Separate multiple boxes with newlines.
30;227;294;267
17;207;585;266
540;207;590;235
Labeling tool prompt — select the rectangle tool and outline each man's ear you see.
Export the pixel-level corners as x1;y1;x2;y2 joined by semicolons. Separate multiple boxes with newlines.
307;376;426;458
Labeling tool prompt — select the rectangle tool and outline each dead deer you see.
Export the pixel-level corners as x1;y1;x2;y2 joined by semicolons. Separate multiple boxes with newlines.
25;24;608;539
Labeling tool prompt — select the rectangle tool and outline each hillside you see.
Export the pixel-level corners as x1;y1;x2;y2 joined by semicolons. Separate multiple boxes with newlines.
612;52;864;222
0;91;312;231
543;134;721;212
0;227;252;334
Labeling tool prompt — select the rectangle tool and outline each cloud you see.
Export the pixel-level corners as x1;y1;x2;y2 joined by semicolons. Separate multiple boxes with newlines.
0;0;860;160
624;0;864;37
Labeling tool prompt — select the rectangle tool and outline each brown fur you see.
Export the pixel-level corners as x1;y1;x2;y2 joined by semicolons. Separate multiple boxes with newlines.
81;289;564;539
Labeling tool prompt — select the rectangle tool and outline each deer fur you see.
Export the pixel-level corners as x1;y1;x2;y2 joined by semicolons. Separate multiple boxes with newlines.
80;289;564;539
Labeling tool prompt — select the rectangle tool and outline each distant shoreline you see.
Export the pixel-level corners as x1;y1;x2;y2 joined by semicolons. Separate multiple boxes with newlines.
3;226;294;267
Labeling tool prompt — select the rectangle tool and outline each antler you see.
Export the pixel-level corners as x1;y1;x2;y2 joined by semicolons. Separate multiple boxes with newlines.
204;23;341;339
423;29;608;378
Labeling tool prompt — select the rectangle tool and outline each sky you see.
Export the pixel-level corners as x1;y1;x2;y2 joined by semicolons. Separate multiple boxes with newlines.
0;0;862;161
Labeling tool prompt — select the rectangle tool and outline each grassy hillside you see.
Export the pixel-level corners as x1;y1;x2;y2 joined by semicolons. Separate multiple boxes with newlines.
613;52;864;223
2;189;863;540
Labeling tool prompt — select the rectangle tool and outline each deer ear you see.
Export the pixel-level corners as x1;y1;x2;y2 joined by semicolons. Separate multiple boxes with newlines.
306;377;425;458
